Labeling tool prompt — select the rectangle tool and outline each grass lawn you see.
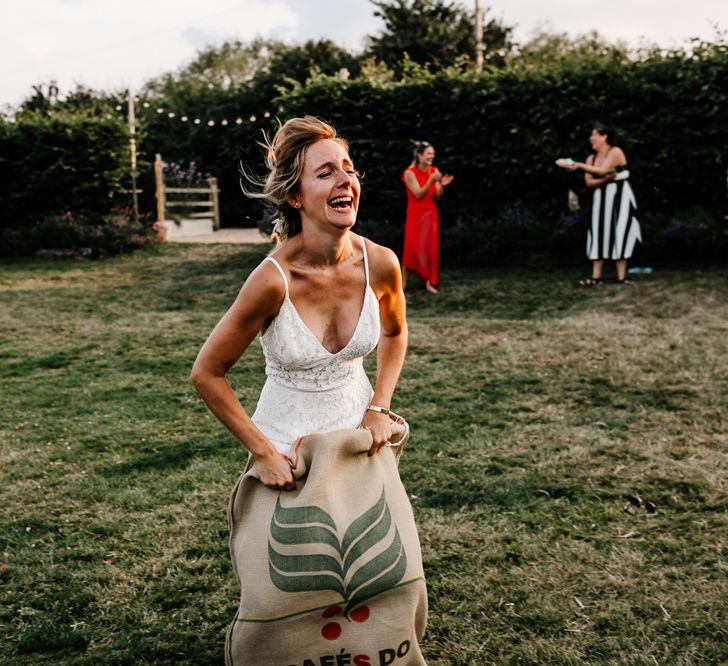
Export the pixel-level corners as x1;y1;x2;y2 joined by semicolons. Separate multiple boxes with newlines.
1;243;726;665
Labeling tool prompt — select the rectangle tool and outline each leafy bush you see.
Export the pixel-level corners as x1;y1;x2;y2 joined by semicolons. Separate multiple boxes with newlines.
0;209;157;257
0;111;157;256
272;42;728;263
5;39;728;263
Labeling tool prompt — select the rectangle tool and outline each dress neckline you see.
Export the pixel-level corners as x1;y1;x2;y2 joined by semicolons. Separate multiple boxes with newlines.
263;235;374;357
281;286;376;357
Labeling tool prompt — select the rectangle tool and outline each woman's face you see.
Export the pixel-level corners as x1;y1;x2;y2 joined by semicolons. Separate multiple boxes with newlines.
293;139;360;232
418;146;435;167
590;129;608;150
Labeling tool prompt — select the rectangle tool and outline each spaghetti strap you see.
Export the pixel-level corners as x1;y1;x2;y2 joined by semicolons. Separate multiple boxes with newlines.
361;236;370;287
263;256;289;298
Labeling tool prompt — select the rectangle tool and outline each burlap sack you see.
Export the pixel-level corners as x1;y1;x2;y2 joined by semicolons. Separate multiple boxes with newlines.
225;416;428;666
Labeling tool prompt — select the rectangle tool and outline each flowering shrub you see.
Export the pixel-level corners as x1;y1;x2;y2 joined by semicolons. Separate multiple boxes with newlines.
163;160;211;187
1;209;157;257
0;111;157;256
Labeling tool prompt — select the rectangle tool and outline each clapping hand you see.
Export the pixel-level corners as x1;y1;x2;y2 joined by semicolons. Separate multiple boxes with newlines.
440;174;454;186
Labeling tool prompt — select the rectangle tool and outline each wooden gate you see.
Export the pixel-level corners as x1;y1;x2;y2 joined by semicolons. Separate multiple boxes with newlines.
154;154;220;231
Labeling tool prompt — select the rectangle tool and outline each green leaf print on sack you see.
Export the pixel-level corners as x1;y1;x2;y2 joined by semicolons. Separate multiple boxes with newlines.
268;487;407;618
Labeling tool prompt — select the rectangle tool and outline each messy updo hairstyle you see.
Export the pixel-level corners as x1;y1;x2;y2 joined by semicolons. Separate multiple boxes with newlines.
241;115;349;240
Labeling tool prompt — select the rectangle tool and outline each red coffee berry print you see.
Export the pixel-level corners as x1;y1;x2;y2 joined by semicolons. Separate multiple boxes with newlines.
350;605;370;623
322;605;342;619
321;622;342;640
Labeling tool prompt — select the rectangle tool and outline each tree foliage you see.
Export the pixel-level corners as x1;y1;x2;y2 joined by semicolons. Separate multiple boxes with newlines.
0;110;153;255
273;40;728;263
4;16;727;261
366;0;513;70
145;38;358;102
511;30;632;68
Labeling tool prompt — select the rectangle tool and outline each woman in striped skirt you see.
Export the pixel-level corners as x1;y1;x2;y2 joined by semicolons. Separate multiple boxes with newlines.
566;125;642;284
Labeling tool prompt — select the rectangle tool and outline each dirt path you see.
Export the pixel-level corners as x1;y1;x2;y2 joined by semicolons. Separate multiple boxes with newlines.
165;228;271;244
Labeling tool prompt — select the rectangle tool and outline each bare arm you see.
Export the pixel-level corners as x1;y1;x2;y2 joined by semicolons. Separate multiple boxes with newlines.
361;243;408;455
404;169;441;199
190;262;295;490
579;147;626;177
583;155;617;189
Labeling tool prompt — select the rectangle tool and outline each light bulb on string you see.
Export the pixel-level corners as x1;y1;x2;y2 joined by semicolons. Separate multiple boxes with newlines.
249;114;256;122
221;119;228;126
181;116;188;122
115;105;122;111
168;112;176;118
235;118;243;124
263;111;270;118
143;102;150;108
157;108;164;114
207;120;215;126
194;119;201;125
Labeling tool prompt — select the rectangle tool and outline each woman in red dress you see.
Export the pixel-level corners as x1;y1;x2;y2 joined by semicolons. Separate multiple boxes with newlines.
402;142;453;293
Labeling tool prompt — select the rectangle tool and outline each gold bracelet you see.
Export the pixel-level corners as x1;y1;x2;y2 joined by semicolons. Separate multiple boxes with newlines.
366;404;391;415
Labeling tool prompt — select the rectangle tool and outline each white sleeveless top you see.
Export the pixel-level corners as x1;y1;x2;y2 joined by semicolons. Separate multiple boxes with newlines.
251;236;381;454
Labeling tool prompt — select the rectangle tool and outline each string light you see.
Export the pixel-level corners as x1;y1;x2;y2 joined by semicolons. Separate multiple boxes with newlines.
106;96;274;130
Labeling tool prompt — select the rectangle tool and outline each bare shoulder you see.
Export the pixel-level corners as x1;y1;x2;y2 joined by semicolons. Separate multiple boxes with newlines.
233;257;286;319
585;153;595;164
361;237;401;294
611;146;627;163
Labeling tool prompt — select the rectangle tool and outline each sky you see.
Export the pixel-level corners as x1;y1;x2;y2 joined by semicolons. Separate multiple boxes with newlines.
1;0;726;107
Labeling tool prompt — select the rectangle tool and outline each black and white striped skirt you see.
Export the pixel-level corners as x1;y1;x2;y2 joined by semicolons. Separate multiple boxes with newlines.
587;172;642;260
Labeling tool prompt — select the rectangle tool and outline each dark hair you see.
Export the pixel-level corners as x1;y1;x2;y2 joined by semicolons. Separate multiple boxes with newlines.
412;141;433;167
593;123;617;146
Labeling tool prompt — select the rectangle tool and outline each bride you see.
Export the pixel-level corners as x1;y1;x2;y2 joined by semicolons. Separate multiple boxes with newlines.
190;115;408;489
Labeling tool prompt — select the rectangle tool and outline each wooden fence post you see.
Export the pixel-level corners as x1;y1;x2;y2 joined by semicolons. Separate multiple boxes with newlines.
154;154;165;222
209;177;221;231
154;154;166;240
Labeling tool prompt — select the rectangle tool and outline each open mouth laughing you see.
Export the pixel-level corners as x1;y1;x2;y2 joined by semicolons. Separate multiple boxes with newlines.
327;195;354;212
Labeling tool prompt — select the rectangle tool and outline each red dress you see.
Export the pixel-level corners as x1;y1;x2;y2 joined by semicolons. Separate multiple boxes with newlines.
402;165;439;286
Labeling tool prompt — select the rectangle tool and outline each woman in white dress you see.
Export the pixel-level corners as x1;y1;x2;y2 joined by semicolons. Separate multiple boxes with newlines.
190;115;407;490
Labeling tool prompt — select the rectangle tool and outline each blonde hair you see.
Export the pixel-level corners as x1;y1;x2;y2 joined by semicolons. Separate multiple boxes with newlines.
242;115;349;239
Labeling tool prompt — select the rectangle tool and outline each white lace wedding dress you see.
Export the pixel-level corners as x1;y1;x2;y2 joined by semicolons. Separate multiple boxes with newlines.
250;236;380;454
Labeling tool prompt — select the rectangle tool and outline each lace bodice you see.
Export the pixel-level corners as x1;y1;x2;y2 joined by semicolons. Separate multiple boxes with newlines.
250;236;380;454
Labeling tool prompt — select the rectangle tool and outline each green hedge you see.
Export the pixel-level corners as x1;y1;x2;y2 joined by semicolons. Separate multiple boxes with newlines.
0;112;153;255
5;44;727;262
271;50;727;262
137;87;280;228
